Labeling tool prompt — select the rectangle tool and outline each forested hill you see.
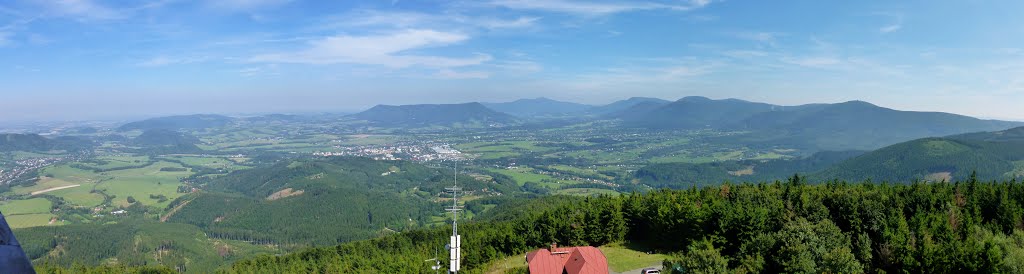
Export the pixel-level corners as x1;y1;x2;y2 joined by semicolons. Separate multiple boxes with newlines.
634;150;865;189
129;129;204;154
165;157;518;246
635;127;1024;187
349;102;518;127
615;97;1022;151
588;97;670;115
482;97;593;117
117;114;235;131
219;177;1024;273
0;133;92;152
617;96;776;129
815;132;1024;182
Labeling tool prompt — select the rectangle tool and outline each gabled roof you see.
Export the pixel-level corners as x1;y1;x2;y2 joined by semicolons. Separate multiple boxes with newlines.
526;246;608;274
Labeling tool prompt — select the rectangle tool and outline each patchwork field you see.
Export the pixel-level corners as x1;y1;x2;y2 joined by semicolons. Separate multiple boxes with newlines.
0;198;52;215
554;188;620;197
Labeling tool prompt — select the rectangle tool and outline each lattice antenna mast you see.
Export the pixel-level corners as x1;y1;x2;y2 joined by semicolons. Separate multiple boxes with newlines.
445;160;462;273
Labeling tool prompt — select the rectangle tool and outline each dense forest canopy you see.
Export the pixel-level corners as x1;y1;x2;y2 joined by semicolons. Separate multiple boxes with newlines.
209;175;1024;273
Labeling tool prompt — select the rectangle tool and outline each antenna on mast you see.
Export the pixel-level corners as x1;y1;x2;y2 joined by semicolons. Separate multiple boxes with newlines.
445;160;462;273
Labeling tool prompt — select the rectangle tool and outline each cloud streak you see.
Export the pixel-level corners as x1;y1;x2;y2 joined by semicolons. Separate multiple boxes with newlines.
879;24;901;33
44;0;124;20
250;29;491;68
486;0;712;16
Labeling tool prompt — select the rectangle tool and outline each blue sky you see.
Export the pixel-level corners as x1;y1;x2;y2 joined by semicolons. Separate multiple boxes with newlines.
1;0;1023;122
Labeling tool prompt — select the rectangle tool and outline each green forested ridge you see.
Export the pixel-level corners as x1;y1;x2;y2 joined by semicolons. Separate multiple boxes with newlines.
634;150;864;188
816;136;1024;182
349;102;519;127
616;98;1022;151
214;176;1024;273
129;129;204;154
166;157;516;246
482;97;593;117
19;219;273;273
0;133;93;152
588;97;670;116
636;130;1024;188
117;114;235;131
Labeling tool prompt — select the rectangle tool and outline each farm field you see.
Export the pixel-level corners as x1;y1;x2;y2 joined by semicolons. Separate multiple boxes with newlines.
95;161;192;208
0;198;52;215
599;242;672;273
554;188;620;197
5;213;58;229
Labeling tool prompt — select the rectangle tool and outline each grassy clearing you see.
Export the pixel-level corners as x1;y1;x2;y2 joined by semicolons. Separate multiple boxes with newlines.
79;155;151;170
549;165;615;180
6;213;58;229
338;135;397;146
555;188;620;197
752;151;789;160
164;155;247;171
10;151;65;160
600;242;671;273
484;253;528;274
49;186;106;207
485;167;578;188
0;198;52;215
1007;161;1024;178
97;161;191;208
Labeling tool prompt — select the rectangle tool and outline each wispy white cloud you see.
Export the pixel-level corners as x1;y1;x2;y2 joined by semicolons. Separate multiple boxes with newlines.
250;29;491;68
206;0;292;11
781;56;842;68
566;60;717;90
137;55;209;67
879;24;901;33
43;0;124;20
873;12;903;34
731;31;783;47
436;69;490;79
0;31;12;46
476;16;540;29
486;0;712;16
324;10;539;31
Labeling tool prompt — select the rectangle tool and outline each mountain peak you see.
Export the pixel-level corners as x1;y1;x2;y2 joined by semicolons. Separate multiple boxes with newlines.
837;100;878;107
678;96;712;102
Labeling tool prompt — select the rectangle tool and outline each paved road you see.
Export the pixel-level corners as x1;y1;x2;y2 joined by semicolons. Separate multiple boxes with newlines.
612;264;662;274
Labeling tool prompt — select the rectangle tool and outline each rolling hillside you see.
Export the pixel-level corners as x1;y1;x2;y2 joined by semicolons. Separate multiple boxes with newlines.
0;133;92;152
589;97;670;115
617;96;776;129
166;157;515;246
349;102;518;127
814;127;1024;182
615;97;1022;151
118;114;236;131
482;97;593;117
130;129;204;154
633;150;865;188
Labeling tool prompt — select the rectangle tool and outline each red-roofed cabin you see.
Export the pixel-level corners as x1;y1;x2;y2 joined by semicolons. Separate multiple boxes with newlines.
525;244;609;274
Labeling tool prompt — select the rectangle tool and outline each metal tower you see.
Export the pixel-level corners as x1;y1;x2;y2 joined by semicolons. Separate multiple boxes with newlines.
445;160;463;273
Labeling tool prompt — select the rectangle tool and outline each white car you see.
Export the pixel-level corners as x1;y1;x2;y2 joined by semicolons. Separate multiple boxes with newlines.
641;268;661;274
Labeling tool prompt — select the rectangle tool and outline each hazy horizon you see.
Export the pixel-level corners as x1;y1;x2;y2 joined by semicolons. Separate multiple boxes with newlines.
2;0;1023;122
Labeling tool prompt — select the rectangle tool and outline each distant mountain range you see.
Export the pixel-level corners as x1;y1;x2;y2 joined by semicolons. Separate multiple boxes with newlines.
129;129;204;154
635;126;1024;187
118;114;235;131
482;97;593;117
0;133;92;152
815;126;1024;182
590;97;671;116
613;96;1022;150
349;102;518;127
107;96;1021;151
